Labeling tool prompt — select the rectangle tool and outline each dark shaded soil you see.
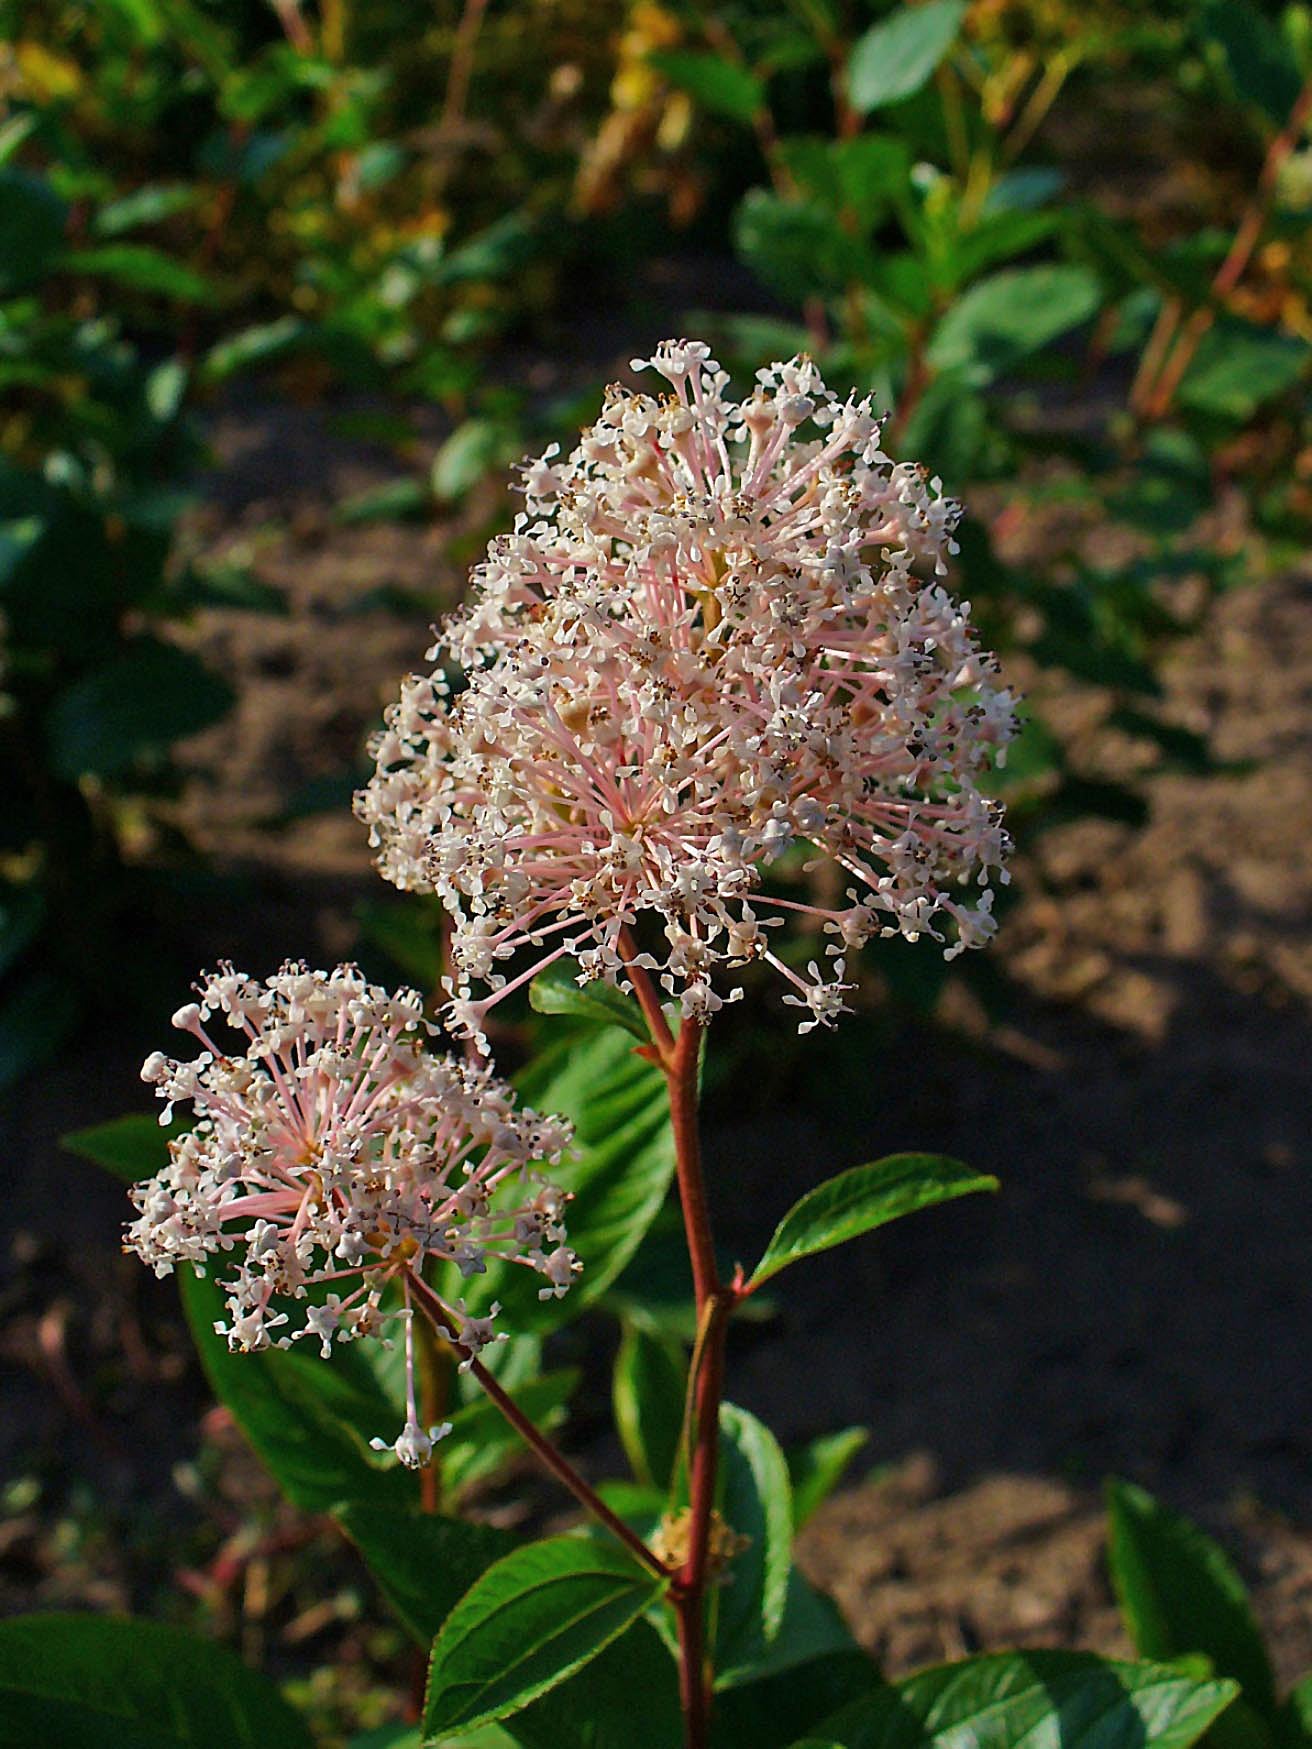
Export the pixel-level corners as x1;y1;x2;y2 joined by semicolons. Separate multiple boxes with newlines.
3;380;1310;1702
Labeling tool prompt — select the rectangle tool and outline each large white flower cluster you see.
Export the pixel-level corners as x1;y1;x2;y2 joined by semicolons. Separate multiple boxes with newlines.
128;963;578;1463
357;341;1017;1039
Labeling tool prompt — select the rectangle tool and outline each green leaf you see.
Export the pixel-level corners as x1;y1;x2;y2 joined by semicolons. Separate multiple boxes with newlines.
47;640;234;781
1199;0;1303;126
178;1268;416;1513
0;1613;314;1748
0;170;68;294
788;1428;869;1531
946;208;1061;288
356;897;445;990
146;358;189;423
62;1113;187;1183
348;1726;426;1749
430;215;537;288
459;1026;675;1329
423;1537;668;1737
1106;1479;1276;1717
1278;1674;1312;1749
719;1562;865;1696
510;1620;682;1749
335;478;430;525
201;316;308;383
1177;323;1308;421
336;1505;518;1646
714;1646;876;1748
927;265;1103;384
775;136;912;229
734;189;878;305
185;561;290;616
792;1651;1238;1749
529;961;648;1041
0;114;38;169
56;246;217;303
748;1154;997;1290
613;1324;686;1491
649;51;765;122
847;1;966;114
713;1403;793;1683
897;375;992;482
431;419;517;503
93;184;199;238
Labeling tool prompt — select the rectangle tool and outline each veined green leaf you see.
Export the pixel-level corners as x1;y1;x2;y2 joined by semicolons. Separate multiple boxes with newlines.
1106;1479;1276;1717
613;1323;686;1491
788;1428;870;1531
62;1113;186;1183
179;1267;416;1513
926;265;1102;384
510;1620;681;1749
0;1613;314;1748
457;1025;675;1329
748;1155;997;1290
335;1505;517;1646
791;1650;1237;1749
423;1537;668;1736
713;1403;793;1683
529;962;648;1041
648;51;765;123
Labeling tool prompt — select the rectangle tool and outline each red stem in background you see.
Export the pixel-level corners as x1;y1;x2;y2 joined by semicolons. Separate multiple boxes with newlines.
1139;76;1312;422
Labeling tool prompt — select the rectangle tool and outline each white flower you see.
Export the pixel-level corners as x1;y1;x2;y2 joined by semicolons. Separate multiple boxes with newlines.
127;964;581;1427
371;1418;454;1471
357;343;1016;1034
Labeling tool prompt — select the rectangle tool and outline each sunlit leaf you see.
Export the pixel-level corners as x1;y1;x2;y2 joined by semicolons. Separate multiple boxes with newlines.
749;1155;997;1290
1107;1479;1276;1717
424;1537;667;1736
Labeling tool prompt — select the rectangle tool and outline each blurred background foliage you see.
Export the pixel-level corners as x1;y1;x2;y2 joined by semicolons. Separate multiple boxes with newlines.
1;0;1311;1086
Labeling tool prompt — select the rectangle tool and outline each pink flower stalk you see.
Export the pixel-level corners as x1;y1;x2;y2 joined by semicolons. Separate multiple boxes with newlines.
128;963;579;1465
356;341;1017;1043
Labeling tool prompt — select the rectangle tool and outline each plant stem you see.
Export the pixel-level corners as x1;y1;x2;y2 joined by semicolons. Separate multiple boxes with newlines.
673;1284;731;1749
404;1269;670;1583
618;926;677;1063
661;1015;730;1749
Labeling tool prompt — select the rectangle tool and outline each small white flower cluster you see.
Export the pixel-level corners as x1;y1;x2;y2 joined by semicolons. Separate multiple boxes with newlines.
357;340;1017;1041
127;963;580;1462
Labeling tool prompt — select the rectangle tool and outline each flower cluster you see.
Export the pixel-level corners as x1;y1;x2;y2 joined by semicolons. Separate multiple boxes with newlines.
357;340;1017;1040
127;963;579;1464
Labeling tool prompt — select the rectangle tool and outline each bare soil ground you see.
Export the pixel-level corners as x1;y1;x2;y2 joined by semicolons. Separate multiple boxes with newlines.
3;385;1311;1701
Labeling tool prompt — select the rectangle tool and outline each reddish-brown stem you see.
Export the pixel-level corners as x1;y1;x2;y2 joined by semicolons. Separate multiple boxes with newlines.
673;1287;731;1749
618;925;677;1065
652;1015;728;1749
1140;77;1312;422
439;0;490;141
668;1023;717;1310
404;1270;670;1582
